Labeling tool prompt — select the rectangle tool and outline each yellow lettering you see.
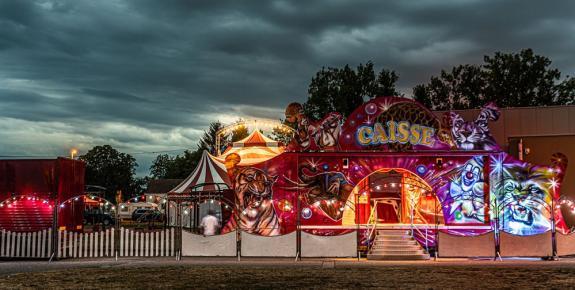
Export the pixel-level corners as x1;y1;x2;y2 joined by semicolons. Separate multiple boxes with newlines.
409;124;421;145
387;121;397;142
397;121;410;143
420;126;435;146
373;122;388;144
357;126;373;145
356;122;436;147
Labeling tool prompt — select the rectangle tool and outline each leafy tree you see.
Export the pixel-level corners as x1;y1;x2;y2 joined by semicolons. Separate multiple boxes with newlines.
150;154;173;179
269;119;295;145
230;121;249;142
557;76;575;105
131;176;150;196
305;62;400;120
150;150;202;179
80;145;138;202
167;150;202;179
149;119;250;180
413;65;485;110
414;49;575;109
483;49;560;107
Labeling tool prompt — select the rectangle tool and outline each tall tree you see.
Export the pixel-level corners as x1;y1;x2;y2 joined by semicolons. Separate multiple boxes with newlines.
305;62;400;120
414;49;575;109
167;150;202;179
413;65;485;110
149;154;173;179
483;49;560;107
198;121;226;154
80;145;138;202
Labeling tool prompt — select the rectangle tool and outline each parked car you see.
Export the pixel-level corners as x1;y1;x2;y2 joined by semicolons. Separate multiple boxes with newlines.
118;202;159;219
132;208;164;222
84;210;115;226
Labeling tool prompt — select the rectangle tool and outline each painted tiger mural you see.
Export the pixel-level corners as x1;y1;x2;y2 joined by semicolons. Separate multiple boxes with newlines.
447;102;500;151
222;167;280;236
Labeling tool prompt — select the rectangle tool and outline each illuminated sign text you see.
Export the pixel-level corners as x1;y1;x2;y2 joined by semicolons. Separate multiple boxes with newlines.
356;121;435;147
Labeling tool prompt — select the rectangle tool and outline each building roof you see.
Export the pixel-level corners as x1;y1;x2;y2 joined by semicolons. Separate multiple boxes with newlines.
169;150;231;194
145;179;184;194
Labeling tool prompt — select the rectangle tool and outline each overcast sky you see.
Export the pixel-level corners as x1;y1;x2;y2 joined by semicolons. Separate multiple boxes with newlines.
1;0;574;176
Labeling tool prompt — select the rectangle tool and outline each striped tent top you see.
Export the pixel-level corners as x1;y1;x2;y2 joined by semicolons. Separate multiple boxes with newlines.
215;130;284;166
169;150;231;194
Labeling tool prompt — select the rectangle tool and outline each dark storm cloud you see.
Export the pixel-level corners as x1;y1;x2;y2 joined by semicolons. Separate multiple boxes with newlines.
1;0;574;175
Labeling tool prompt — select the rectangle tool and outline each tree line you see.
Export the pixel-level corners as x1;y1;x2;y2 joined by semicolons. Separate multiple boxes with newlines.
81;48;575;202
80;121;249;202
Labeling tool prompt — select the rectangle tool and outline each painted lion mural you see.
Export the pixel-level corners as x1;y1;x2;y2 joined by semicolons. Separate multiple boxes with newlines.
493;153;568;235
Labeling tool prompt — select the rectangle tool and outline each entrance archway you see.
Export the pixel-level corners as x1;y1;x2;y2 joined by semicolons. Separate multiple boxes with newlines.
342;168;444;226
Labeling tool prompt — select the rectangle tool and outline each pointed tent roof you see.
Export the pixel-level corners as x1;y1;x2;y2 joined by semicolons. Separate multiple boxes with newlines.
169;150;231;194
215;130;284;166
232;130;278;148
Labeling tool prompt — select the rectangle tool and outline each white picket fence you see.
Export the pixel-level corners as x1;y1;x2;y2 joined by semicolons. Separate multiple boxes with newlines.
58;229;115;258
1;229;53;258
119;227;175;257
57;227;176;258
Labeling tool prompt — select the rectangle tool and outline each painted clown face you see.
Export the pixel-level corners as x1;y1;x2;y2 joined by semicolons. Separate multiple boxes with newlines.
461;163;481;192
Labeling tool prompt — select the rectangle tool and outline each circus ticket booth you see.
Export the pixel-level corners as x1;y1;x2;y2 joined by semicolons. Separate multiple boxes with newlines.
180;96;573;260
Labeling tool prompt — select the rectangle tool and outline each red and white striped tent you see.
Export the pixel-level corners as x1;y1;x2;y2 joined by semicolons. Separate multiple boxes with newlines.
169;150;231;197
214;130;284;166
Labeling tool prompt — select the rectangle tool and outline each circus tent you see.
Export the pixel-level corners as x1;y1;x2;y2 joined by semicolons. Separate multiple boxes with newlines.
169;150;231;196
214;130;285;166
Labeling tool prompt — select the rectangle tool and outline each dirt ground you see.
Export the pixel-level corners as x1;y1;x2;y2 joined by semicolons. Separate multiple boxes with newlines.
1;258;575;289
